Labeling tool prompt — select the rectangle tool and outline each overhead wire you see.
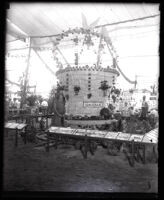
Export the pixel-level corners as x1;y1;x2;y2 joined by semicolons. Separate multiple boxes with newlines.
94;14;159;29
6;25;159;50
10;14;159;40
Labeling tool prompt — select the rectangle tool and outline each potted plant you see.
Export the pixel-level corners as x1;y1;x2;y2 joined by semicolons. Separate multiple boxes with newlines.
114;88;121;96
74;85;81;95
87;93;92;99
99;81;110;97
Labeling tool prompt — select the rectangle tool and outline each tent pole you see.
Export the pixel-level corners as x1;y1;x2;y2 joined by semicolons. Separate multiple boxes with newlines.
21;37;31;108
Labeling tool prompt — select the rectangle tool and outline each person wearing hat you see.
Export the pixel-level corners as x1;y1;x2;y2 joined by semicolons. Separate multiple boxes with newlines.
41;100;48;115
121;102;130;121
140;95;149;120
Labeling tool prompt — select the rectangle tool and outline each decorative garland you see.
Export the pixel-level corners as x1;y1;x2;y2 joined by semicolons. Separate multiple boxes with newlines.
52;27;102;69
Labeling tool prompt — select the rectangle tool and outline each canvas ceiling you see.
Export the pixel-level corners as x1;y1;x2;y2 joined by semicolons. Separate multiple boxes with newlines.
6;3;159;45
5;3;160;93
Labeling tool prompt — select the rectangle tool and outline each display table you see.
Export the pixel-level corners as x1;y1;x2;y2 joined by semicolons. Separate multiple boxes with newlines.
4;122;27;147
8;113;54;129
45;126;158;166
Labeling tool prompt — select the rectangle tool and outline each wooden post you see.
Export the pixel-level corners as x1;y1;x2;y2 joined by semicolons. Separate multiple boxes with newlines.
46;113;48;129
135;144;140;162
89;140;95;155
21;37;32;108
131;140;135;167
84;134;88;159
54;134;58;149
24;126;27;144
46;130;50;152
143;144;146;164
153;144;158;163
15;128;18;147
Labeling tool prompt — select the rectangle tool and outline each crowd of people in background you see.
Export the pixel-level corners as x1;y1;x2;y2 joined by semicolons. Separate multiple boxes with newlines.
6;92;158;134
106;95;158;134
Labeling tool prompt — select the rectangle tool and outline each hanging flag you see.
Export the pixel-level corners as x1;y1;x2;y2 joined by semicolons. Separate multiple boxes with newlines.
89;17;100;30
81;13;100;30
81;13;88;29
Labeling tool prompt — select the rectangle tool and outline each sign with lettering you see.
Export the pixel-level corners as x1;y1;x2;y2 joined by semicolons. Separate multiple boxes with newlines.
129;134;144;142
83;101;103;107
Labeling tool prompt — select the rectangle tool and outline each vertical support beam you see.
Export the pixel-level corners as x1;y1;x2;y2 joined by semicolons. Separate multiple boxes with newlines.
54;134;58;149
84;134;88;159
24;126;27;144
135;144;139;162
21;37;32;108
131;140;135;167
15;128;18;147
46;130;50;152
143;144;146;164
46;115;48;129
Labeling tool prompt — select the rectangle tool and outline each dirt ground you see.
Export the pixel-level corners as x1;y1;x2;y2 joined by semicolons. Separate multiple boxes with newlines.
3;130;158;193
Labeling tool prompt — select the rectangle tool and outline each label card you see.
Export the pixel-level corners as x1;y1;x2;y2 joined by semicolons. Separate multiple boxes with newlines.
129;134;144;142
116;133;131;141
105;132;119;139
16;124;27;130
